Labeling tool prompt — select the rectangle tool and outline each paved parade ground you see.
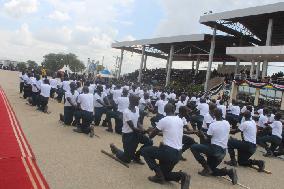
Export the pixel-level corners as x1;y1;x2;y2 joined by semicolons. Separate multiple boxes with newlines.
1;70;284;189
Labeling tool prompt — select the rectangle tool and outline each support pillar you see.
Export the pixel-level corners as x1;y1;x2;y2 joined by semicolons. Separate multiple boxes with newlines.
138;46;145;84
165;45;174;87
235;59;240;75
143;54;147;71
256;61;261;79
223;61;226;66
205;26;216;91
254;88;260;106
229;81;238;103
280;92;284;111
250;59;255;79
118;49;124;79
192;61;195;72
262;18;273;79
196;58;200;75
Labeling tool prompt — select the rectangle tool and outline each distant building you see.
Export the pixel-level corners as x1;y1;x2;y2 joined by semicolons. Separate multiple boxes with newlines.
0;59;20;68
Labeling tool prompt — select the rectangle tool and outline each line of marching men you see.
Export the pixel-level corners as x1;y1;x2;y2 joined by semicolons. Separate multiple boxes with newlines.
19;71;283;189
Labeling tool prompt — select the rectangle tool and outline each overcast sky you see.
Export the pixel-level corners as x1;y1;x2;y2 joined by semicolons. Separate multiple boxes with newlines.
0;0;283;74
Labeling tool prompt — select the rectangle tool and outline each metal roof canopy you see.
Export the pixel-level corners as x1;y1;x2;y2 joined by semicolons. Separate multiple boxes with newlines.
227;46;284;62
200;2;284;46
112;34;252;62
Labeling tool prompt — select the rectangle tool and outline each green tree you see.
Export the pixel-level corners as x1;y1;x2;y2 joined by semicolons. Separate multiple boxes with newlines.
66;53;86;72
41;53;65;73
27;60;38;69
17;62;27;71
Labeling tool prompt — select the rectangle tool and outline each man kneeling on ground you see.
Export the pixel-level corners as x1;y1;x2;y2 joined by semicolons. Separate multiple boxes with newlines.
141;103;190;189
73;86;95;137
110;94;153;164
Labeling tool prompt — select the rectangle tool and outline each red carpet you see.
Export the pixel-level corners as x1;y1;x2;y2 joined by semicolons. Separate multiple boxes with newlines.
0;87;49;189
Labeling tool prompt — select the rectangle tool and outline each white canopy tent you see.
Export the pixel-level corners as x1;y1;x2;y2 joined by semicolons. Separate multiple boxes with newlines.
58;65;73;74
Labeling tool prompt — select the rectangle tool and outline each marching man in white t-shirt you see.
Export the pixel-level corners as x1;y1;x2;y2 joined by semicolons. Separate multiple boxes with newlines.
225;111;265;171
110;94;153;164
141;103;191;189
190;108;238;185
257;113;283;157
38;78;51;113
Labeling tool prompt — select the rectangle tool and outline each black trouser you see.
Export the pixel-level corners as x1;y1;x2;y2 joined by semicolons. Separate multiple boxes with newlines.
182;135;197;153
50;88;56;98
190;115;204;130
139;109;147;124
141;144;184;182
20;82;24;93
94;107;106;126
38;95;49;112
115;132;153;163
23;85;32;99
228;138;257;166
31;91;39;106
257;135;282;153
191;144;227;176
74;110;93;134
64;106;75;125
56;88;65;103
105;110;123;133
226;113;239;129
150;113;164;127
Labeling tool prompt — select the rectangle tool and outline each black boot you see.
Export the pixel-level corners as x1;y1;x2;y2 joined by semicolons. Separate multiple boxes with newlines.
59;113;64;122
148;168;165;184
224;159;237;166
102;120;107;127
198;163;213;176
106;122;113;133
250;160;265;172
226;168;238;185
180;171;191;189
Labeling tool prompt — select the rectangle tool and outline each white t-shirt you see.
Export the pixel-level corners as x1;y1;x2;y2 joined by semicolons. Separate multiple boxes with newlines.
258;114;268;128
139;98;150;111
239;120;257;144
49;79;58;89
65;90;79;107
197;103;209;116
202;113;215;129
217;105;226;118
175;101;186;114
257;109;263;115
93;93;105;108
62;80;70;92
77;93;94;112
122;107;139;133
230;105;240;116
40;84;51;98
169;93;176;100
112;89;122;104
155;100;168;115
207;120;230;149
156;116;184;150
190;97;197;102
88;84;96;94
269;114;275;123
117;96;129;113
31;78;39;93
270;121;283;139
19;73;24;82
